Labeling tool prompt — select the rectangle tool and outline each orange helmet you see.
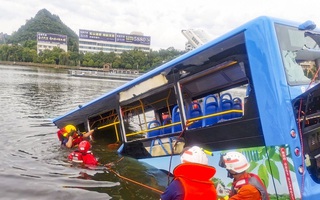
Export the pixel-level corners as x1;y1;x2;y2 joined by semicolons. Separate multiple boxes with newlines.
78;141;91;153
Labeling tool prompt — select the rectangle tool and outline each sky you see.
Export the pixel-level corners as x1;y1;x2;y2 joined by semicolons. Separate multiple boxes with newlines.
1;0;320;50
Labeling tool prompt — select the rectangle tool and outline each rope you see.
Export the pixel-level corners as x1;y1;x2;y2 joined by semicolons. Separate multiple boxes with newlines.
298;99;304;200
104;157;164;195
107;168;163;194
167;120;193;185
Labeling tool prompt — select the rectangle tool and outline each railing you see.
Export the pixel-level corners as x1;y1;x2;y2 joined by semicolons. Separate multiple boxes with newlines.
125;109;243;138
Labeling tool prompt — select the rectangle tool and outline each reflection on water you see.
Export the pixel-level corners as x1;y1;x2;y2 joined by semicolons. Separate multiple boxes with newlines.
0;65;166;200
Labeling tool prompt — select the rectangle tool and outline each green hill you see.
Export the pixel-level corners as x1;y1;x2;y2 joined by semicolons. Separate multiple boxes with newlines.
7;8;78;52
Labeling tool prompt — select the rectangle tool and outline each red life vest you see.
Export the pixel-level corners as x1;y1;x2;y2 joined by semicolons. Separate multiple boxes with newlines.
68;150;98;166
71;134;84;147
230;173;269;200
173;163;217;200
82;152;98;165
68;151;83;163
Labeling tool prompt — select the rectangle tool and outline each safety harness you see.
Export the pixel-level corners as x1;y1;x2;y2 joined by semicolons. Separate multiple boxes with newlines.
230;173;269;200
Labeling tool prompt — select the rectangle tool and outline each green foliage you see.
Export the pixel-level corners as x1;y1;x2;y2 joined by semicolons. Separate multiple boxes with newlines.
239;146;295;189
269;194;299;200
247;161;258;172
22;48;37;62
212;177;226;188
0;44;23;61
258;164;269;187
267;159;281;183
23;40;37;50
7;8;78;53
270;148;282;162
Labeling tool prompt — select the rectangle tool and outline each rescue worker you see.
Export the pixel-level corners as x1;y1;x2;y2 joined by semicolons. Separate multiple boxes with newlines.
160;146;217;200
219;151;269;200
57;124;95;148
68;140;98;166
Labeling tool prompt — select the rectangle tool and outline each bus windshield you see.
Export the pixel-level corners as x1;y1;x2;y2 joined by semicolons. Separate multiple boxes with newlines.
275;24;320;85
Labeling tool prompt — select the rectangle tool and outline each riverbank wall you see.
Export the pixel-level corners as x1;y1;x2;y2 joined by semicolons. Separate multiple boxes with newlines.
0;61;103;71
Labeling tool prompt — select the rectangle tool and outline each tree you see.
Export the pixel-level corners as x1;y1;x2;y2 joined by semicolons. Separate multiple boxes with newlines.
70;51;80;66
7;45;24;61
22;48;37;62
0;45;10;61
23;40;37;50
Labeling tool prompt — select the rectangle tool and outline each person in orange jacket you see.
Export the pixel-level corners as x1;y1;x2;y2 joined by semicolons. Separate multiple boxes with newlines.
160;146;217;200
57;124;95;148
219;151;269;200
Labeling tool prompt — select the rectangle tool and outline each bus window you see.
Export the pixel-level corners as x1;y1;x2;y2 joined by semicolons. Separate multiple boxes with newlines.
276;24;320;85
282;50;310;83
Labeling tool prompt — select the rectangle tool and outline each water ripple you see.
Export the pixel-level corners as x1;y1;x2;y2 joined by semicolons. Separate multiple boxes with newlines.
0;65;165;200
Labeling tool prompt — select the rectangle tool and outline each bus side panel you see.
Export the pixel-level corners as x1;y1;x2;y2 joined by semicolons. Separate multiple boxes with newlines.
244;19;305;193
211;145;301;199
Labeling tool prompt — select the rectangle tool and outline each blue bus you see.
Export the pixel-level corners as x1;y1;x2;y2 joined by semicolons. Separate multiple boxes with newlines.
53;16;320;199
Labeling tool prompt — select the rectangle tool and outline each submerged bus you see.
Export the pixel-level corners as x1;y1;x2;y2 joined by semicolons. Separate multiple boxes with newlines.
53;16;320;199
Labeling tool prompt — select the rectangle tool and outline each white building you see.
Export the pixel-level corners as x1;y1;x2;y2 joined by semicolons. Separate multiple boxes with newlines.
79;29;151;54
37;32;68;54
181;29;212;51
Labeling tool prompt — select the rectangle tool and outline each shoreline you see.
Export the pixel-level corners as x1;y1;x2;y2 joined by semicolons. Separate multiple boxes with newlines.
0;61;142;81
0;61;102;71
0;61;75;69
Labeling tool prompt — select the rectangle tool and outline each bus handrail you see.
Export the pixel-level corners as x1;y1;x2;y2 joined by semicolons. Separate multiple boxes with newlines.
125;109;243;137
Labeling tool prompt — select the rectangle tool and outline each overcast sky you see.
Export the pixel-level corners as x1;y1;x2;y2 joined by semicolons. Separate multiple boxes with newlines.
1;0;320;50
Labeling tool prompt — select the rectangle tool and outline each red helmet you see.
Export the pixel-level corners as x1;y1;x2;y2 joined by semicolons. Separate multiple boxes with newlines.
78;141;91;153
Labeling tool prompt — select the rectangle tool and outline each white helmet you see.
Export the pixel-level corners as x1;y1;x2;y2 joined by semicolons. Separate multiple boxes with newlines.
180;146;208;165
222;152;250;173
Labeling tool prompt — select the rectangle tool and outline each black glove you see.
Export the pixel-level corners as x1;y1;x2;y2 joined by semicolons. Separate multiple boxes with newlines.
67;131;74;138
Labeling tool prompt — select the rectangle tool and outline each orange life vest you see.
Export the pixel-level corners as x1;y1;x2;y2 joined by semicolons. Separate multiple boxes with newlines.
230;173;269;200
173;163;217;200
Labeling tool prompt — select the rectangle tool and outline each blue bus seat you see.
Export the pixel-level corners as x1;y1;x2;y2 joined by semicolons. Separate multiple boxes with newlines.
188;102;203;129
232;97;243;118
149;137;173;155
203;95;219;126
220;93;233;120
147;120;173;155
172;105;182;133
246;84;251;96
162;117;172;134
147;120;161;137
